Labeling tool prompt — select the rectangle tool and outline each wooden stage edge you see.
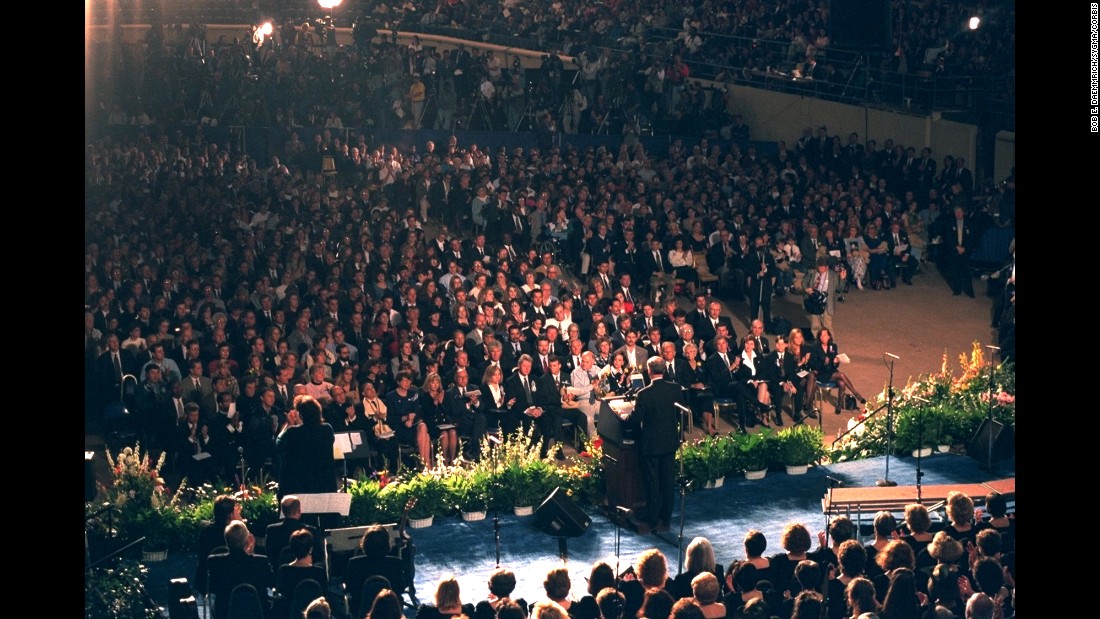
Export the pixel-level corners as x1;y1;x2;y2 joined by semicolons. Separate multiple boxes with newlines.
821;477;1015;515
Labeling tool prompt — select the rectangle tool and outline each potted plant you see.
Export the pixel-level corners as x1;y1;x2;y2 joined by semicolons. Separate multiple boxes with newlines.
136;504;181;561
739;429;775;480
512;459;558;515
449;467;490;521
777;425;826;475
403;470;450;527
677;436;726;489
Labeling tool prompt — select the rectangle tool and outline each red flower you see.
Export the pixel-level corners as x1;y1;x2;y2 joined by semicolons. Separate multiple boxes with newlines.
578;451;590;458
592;438;603;450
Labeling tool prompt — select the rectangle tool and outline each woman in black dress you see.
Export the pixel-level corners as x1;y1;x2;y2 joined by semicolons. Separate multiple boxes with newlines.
766;523;813;597
809;328;866;413
384;371;431;469
786;329;818;420
679;342;713;435
420;372;458;466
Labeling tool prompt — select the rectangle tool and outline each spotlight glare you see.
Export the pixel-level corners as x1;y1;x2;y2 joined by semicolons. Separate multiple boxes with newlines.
261;22;273;36
318;0;343;9
968;16;980;30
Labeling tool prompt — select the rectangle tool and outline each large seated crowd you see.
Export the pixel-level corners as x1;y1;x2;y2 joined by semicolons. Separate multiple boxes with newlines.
194;488;1015;619
85;106;1013;483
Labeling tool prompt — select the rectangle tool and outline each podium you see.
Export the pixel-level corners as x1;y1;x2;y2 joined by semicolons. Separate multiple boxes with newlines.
597;399;645;518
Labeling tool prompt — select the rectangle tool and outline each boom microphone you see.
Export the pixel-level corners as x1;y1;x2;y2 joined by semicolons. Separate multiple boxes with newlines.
884;352;900;360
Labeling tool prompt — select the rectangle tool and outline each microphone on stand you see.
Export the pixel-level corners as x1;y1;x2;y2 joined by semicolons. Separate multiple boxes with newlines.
825;475;844;487
884;352;900;360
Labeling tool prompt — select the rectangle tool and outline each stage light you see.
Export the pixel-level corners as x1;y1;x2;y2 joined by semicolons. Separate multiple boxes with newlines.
252;21;273;47
318;0;343;9
968;16;980;30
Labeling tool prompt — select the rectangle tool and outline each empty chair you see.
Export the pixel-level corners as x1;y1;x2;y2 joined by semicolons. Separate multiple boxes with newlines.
290;578;325;619
357;575;392;619
226;583;266;619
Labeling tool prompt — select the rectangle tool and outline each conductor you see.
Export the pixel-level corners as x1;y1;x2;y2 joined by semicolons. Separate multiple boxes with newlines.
275;396;337;499
630;357;686;532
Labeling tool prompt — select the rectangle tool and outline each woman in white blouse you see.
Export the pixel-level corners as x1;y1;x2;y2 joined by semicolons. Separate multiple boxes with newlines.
734;338;773;422
667;237;700;298
360;382;399;474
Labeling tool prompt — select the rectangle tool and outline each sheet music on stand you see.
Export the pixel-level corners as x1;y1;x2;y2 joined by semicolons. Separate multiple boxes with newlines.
297;492;353;517
333;431;364;459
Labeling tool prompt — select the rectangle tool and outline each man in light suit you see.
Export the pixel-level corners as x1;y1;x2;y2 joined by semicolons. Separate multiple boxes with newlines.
802;256;843;340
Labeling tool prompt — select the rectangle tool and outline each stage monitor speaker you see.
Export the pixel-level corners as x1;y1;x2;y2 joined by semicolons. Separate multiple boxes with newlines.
86;450;97;502
535;487;591;538
829;0;892;51
969;419;1015;463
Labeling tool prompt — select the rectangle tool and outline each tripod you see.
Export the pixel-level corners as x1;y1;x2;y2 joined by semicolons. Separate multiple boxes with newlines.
674;402;691;573
876;353;899;487
414;93;434;130
468;92;494;131
983;345;1001;473
488;428;504;567
911;396;932;501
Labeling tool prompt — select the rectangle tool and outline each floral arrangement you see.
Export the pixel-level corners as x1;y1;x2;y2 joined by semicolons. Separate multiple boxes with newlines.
829;342;1015;461
98;443;186;550
103;443;168;517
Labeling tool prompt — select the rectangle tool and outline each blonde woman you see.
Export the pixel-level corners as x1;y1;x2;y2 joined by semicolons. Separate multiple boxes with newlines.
415;574;473;619
420;372;456;466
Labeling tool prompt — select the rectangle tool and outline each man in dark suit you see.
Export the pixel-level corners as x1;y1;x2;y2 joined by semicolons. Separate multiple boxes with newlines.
706;229;740;300
745;235;778;330
640;238;676;300
264;495;322;571
207;520;274;619
886;220;916;285
585;224;614;270
503;354;556;456
630;357;686;531
534;356;587;460
687;293;710;331
741;319;770;357
446;367;487;460
944;205;977;297
275;397;337;499
612;229;642;285
96;333;128;405
704;336;756;432
694;299;735;345
501;325;531;372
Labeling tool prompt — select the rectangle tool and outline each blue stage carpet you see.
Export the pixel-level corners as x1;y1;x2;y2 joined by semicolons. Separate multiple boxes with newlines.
402;452;1015;610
